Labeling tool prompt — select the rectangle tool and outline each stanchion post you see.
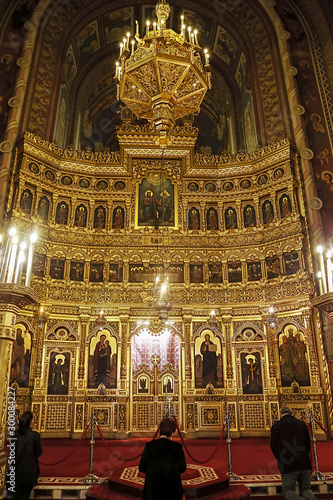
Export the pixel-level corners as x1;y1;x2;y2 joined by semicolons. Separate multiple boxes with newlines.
225;409;239;481
308;407;327;481
82;410;99;483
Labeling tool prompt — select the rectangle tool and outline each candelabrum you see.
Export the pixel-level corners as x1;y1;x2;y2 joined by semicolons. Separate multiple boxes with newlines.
316;245;333;295
114;0;211;141
0;228;37;286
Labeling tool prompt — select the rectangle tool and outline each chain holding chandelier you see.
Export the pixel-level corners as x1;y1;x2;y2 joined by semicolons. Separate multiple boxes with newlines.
114;0;211;143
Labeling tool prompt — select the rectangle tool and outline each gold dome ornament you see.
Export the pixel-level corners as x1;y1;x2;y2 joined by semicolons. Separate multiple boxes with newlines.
114;0;211;145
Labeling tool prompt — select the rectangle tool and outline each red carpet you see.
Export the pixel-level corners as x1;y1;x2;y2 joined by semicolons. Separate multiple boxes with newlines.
38;436;333;478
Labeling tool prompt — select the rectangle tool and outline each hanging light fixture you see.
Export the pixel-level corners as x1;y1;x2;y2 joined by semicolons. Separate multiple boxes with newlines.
96;310;107;331
114;0;211;144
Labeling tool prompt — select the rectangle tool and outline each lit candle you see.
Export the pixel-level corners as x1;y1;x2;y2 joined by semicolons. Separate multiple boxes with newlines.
181;24;186;38
115;61;119;78
14;242;27;284
0;227;16;282
327;251;333;292
123;38;127;51
204;48;209;64
317;245;327;293
119;42;123;57
25;232;37;287
191;33;195;44
194;29;198;45
146;20;150;36
153;21;156;35
135;20;139;38
188;26;192;43
180;15;184;33
131;39;135;54
126;32;130;49
6;236;18;283
317;272;323;295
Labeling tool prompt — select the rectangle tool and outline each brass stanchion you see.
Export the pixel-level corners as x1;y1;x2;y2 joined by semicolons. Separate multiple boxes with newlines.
225;409;239;481
82;410;99;483
308;407;327;481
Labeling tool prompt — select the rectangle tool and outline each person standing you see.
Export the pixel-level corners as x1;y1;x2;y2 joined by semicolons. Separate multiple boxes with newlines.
11;411;42;500
139;418;186;500
270;407;317;500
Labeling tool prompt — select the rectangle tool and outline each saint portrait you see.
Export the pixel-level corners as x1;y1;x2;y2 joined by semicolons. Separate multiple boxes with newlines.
243;205;256;227
284;252;300;275
94;206;106;228
207;208;219;231
61;175;73;186
189;208;200;230
112;206;125;229
262;200;274;224
279;327;310;387
190;264;203;283
205;182;217;193
10;327;31;388
241;352;262;394
32;253;46;278
88;331;117;388
28;162;39;174
240;179;251;189
222;181;234;191
114;180;126;190
257;174;268;186
138;376;149;394
228;262;242;283
79;178;90;189
70;261;84;281
55;202;69;225
266;256;281;279
96;180;108;191
225;207;237;229
247;261;262;281
194;330;223;388
45;169;55;182
74;205;87;227
279;194;292;218
188;182;199;192
137;172;175;228
109;263;123;282
48;352;70;395
273;168;284;180
90;262;104;282
162;377;173;394
50;258;65;279
37;197;49;221
20;190;32;215
208;262;222;283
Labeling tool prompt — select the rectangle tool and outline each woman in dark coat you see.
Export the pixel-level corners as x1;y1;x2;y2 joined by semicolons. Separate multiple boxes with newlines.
139;418;186;500
11;411;42;500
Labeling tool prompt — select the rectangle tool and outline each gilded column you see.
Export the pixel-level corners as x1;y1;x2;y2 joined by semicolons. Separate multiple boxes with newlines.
0;285;37;500
183;315;192;379
119;314;129;380
222;313;233;383
78;310;90;386
302;308;320;387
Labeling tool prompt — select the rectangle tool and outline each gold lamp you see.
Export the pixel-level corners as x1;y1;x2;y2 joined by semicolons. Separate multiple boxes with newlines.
114;0;211;142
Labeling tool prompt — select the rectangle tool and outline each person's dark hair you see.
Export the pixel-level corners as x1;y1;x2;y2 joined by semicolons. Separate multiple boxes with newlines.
18;411;33;434
159;418;176;437
280;407;292;416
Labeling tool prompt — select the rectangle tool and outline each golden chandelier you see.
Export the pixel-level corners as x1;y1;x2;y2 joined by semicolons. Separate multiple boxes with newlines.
114;0;211;140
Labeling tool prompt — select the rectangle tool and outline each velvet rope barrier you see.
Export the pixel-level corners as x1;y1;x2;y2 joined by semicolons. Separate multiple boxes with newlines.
174;418;226;464
314;419;333;440
39;422;90;466
95;424;144;461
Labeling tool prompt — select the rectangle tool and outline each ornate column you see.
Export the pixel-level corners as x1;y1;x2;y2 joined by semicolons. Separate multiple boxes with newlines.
78;310;90;388
0;285;37;500
302;308;320;387
183;315;192;379
222;312;233;392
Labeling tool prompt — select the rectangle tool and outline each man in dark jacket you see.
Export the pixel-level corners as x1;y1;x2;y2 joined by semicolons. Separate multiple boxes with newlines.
139;418;186;500
270;407;317;500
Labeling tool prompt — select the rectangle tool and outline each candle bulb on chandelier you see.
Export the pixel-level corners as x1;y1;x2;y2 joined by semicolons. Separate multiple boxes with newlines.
194;29;198;45
327;251;333;292
131;39;135;54
123;38;127;52
153;21;156;35
188;26;192;43
119;42;123;56
126;32;130;49
181;24;186;38
180;15;184;33
317;271;323;295
146;20;150;36
6;236;18;283
25;232;37;287
135;20;139;37
204;48;209;64
14;242;26;284
0;227;16;282
317;245;327;293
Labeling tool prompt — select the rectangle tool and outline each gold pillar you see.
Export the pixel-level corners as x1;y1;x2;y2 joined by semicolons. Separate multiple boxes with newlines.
0;284;37;499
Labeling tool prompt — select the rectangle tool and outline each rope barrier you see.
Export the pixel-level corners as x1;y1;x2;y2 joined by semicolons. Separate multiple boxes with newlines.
95;424;144;461
39;422;90;466
174;418;226;464
314;419;333;440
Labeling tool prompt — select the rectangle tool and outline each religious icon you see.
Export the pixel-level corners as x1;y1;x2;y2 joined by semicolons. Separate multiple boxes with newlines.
88;332;117;388
222;181;234;191
61;175;73;186
137;173;175;228
48;352;70;395
194;330;223;388
266;256;281;279
97;382;106;395
109;263;123;282
37;197;49;221
273;168;284;179
163;377;173;393
20;190;32;215
208;262;222;283
79;178;90;189
207;208;219;230
241;352;262;394
114;180;126;190
225;207;237;229
284;252;300;275
94;206;106;228
189;208;200;230
112;206;125;229
32;254;46;277
240;179;251;189
188;182;199;192
56;202;69;225
70;261;84;281
262;200;274;224
74;205;87;227
247;261;262;281
279;194;292;218
90;262;104;282
44;170;55;181
228;262;242;283
96;180;108;190
257;174;268;186
279;327;310;387
243;205;256;227
28;162;39;174
10;328;31;388
138;376;149;394
50;258;65;279
190;264;203;283
205;182;217;193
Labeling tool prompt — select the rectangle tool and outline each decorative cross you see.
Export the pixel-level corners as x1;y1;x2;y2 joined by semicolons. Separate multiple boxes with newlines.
151;353;161;366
